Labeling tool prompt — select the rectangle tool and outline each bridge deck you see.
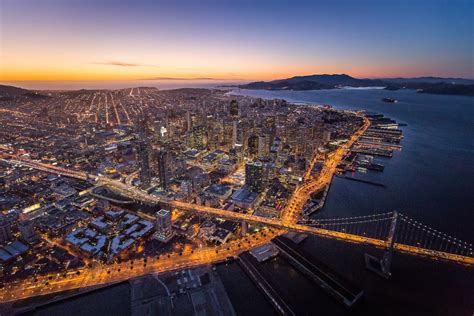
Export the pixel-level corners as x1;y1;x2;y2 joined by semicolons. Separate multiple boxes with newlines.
3;156;473;266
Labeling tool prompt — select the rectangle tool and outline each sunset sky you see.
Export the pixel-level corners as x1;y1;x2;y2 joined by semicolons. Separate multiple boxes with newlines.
1;0;473;82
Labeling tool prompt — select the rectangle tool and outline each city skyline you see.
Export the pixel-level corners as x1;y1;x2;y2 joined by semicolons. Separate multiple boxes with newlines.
1;0;473;84
0;1;473;314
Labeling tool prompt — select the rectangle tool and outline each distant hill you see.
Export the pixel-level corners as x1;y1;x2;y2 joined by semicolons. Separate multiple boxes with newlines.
239;74;474;96
0;84;30;96
271;74;386;87
416;83;474;96
382;77;474;85
243;74;385;90
0;84;50;101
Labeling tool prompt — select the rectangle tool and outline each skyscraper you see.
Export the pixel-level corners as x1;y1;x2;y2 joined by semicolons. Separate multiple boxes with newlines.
247;134;259;157
222;119;234;150
18;220;38;244
135;113;152;190
230;99;239;117
137;140;151;189
0;215;13;244
232;120;238;148
188;125;207;149
156;149;168;190
155;209;173;242
245;160;264;192
258;134;270;158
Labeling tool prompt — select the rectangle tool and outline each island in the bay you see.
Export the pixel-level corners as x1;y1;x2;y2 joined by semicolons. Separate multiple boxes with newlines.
237;74;474;96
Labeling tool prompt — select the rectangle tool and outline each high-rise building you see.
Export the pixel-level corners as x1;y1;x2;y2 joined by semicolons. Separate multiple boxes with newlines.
155;209;173;242
137;140;151;189
156;149;168;190
247;134;259;157
245;160;264;192
0;215;13;244
258;134;270;158
188;125;207;149
230;100;239;117
232;121;239;148
18;220;38;244
222;119;234;150
264;115;276;130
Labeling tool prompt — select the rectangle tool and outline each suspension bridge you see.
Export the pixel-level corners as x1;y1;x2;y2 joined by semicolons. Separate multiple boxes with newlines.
300;211;473;273
2;155;473;267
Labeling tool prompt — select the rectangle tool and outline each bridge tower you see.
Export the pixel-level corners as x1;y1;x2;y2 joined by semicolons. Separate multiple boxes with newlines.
365;211;398;279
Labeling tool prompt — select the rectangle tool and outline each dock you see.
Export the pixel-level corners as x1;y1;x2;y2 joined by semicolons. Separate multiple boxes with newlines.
237;253;295;316
272;236;363;309
351;148;393;157
338;175;385;187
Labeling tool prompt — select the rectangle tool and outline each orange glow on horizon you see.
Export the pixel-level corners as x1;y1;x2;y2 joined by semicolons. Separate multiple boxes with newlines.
1;66;440;82
0;48;461;82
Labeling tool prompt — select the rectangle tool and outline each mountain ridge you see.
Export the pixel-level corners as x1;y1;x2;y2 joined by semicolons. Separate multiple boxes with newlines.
238;74;474;96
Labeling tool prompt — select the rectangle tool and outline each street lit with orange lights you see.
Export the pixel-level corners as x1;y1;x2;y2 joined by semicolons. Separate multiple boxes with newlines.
1;111;472;307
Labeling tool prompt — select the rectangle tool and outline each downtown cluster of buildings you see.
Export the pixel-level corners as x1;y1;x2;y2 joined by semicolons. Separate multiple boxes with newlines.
0;87;363;282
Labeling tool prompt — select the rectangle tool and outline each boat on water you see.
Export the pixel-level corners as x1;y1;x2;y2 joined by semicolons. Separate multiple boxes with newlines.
382;97;398;103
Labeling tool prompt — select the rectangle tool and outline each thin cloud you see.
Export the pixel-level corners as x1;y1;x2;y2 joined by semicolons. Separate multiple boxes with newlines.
143;77;219;80
91;61;159;67
142;77;242;81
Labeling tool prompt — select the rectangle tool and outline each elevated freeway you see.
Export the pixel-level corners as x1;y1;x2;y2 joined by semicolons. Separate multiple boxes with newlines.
2;154;473;265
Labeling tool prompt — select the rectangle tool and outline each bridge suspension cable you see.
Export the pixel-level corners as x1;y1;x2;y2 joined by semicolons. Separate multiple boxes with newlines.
306;211;396;240
303;211;473;260
395;214;473;258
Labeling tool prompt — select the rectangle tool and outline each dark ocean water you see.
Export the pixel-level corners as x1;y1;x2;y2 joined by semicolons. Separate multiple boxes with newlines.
224;88;474;315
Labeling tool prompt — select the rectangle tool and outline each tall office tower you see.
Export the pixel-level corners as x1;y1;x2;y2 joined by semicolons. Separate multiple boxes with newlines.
205;116;219;150
264;115;276;131
189;125;207;149
155;209;173;242
230;100;239;117
247;134;259;157
234;143;244;163
137;140;151;189
186;110;192;132
232;120;238;148
156;149;168;190
0;215;13;244
18;220;38;244
222;119;234;150
258;134;271;158
245;160;264;192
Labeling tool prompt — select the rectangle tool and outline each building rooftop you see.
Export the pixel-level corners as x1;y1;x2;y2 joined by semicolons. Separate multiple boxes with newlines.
231;187;259;204
249;243;279;263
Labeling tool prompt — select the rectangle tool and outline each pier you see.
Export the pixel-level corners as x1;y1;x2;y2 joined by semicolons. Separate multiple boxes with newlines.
272;236;363;309
338;175;385;187
237;254;295;316
351;148;393;157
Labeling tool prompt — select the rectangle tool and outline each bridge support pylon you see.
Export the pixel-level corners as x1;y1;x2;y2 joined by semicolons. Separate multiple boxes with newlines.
365;211;398;279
